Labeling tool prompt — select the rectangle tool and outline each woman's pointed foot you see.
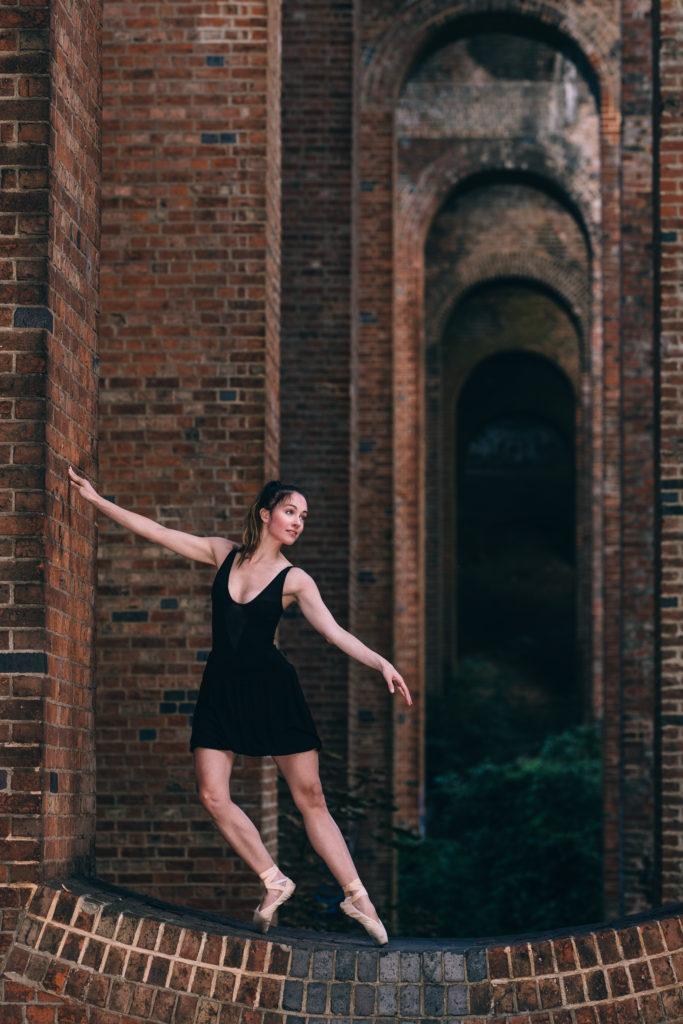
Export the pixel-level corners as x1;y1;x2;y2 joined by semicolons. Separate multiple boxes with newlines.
253;864;296;933
339;877;388;946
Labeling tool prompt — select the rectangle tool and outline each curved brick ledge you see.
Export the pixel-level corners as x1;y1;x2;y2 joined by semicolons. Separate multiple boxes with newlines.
2;878;683;1024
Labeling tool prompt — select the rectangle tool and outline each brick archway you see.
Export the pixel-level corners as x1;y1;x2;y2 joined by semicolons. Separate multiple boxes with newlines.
426;254;589;348
391;156;598;841
360;0;618;112
354;0;657;922
398;148;600;250
430;288;582;696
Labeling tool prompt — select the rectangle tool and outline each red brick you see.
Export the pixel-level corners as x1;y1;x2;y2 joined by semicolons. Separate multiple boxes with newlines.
638;991;665;1024
619;928;644;960
639;923;665;956
574;936;599;969
661;917;683;952
553;938;577;973
608;966;631;998
528;942;553;978
246;940;267;973
516;980;539;1012
266;944;289;976
538;977;562;1009
510;946;532;978
615;997;641;1024
597;932;621;965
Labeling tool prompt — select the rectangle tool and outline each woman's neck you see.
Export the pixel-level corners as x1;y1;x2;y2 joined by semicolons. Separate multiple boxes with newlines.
249;535;282;564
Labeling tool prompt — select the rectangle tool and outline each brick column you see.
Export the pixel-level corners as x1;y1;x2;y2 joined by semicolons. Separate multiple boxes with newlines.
658;0;683;905
0;0;102;960
279;0;353;771
351;96;397;908
97;0;282;917
614;0;658;912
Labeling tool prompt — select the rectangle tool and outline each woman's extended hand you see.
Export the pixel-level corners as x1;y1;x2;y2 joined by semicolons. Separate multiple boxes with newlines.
68;466;100;506
381;660;412;706
69;465;231;566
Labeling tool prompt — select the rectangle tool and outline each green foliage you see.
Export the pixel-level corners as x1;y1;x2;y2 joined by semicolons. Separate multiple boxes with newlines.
397;724;603;937
428;655;581;777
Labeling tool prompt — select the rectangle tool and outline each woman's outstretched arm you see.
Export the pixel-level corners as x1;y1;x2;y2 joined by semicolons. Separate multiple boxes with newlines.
287;568;412;706
68;466;233;567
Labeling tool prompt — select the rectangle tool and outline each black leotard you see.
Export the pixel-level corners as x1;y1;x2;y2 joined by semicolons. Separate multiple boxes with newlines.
190;547;322;756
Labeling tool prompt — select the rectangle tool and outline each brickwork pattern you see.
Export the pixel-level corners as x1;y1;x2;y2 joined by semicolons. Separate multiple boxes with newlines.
0;3;51;912
423;185;592;345
659;0;683;905
0;0;102;960
96;0;282;917
3;880;683;1023
44;0;102;881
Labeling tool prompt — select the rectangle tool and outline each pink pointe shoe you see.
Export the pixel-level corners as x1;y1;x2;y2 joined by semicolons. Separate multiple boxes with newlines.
253;864;296;933
340;878;388;946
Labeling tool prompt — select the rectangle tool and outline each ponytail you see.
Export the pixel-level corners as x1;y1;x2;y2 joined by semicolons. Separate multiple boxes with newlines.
237;480;306;564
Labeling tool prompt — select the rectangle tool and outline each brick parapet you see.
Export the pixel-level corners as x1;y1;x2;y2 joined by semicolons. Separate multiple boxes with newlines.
2;879;683;1023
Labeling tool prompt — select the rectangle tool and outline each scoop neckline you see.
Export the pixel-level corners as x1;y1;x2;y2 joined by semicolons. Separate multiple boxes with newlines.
226;549;291;606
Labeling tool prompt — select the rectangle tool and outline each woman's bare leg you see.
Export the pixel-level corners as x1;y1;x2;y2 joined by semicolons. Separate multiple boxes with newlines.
194;747;289;912
274;749;381;922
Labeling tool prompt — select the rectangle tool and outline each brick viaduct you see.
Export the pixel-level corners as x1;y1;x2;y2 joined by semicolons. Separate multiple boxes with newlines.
2;0;683;1021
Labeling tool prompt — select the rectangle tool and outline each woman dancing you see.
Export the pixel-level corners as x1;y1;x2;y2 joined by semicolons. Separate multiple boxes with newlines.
68;468;412;945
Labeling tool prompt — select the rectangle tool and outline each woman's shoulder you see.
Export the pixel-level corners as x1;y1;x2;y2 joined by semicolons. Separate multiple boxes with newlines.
283;565;318;593
210;537;239;567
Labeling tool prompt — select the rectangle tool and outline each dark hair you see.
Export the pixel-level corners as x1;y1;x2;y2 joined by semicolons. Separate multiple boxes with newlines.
238;480;307;563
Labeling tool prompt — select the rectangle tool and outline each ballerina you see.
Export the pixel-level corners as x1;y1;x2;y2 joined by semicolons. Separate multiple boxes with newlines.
69;468;412;944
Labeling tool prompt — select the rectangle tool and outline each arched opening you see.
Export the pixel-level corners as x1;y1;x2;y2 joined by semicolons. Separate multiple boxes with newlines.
404;284;602;937
427;278;585;695
456;351;579;739
391;19;601;874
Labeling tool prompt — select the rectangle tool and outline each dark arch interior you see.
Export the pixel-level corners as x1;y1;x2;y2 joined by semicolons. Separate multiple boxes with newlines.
456;350;578;720
418;347;601;938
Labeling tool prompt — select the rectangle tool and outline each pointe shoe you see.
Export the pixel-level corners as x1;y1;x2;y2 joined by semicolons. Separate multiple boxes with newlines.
253;864;295;933
339;878;388;946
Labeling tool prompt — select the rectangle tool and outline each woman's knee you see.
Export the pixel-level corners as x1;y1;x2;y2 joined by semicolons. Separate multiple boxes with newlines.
198;784;230;817
293;779;327;813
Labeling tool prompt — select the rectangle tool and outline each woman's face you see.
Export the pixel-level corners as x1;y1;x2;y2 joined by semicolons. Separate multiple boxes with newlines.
262;492;308;545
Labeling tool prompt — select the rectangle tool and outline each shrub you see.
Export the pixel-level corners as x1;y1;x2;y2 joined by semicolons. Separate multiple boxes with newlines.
397;724;603;936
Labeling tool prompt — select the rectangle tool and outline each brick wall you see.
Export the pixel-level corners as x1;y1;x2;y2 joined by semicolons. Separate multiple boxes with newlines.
96;0;282;917
0;0;102;961
659;0;683;904
0;0;671;957
3;878;683;1024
